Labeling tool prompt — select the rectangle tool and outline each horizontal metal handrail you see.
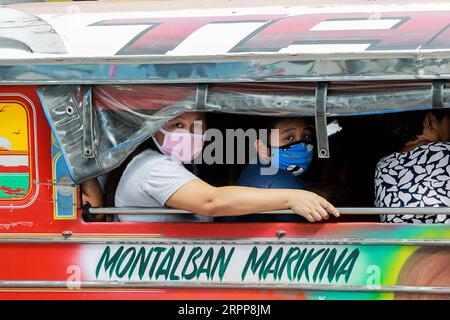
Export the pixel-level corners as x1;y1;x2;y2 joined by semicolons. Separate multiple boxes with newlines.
0;280;448;295
89;207;450;215
0;237;449;245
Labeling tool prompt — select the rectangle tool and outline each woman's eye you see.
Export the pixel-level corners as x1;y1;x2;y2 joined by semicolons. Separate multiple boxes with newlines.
302;133;312;141
173;123;183;129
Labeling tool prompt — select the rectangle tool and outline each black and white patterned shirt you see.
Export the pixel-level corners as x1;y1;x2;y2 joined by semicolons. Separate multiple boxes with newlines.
374;142;450;224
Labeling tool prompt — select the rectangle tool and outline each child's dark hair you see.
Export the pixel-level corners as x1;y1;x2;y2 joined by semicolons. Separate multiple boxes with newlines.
246;115;314;143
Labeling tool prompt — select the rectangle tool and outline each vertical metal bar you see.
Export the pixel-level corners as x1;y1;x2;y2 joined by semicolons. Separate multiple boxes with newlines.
196;84;209;111
82;86;95;158
432;80;445;109
315;82;330;158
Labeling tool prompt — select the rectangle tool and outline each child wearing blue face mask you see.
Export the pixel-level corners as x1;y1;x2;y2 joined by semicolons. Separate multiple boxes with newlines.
226;117;315;222
236;117;314;190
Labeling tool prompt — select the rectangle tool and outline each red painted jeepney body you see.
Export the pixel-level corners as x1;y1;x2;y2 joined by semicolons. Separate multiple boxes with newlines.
0;0;449;300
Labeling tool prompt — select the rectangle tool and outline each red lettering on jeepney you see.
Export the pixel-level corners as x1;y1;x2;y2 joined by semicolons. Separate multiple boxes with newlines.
426;25;450;49
231;11;450;52
93;15;282;55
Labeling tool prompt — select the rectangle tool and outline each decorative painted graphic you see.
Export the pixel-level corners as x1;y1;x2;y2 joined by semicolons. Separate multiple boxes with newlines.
34;5;450;59
93;11;450;56
0;102;30;200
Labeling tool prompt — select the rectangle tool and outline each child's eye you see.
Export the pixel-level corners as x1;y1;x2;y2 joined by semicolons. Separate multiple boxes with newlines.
287;135;295;142
302;133;312;142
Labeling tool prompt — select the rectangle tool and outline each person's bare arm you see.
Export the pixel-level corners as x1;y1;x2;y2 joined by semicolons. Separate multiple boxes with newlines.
166;179;339;222
80;179;105;222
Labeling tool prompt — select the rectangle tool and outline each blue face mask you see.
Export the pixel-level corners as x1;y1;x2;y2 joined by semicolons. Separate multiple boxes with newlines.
271;140;314;176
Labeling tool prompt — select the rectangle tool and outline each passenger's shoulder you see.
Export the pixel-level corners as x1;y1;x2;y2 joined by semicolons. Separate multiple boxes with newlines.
428;141;450;152
375;152;396;170
128;149;178;171
136;149;174;163
138;149;164;158
418;142;450;157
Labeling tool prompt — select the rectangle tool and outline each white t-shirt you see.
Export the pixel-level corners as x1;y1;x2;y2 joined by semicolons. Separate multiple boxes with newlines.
115;149;213;222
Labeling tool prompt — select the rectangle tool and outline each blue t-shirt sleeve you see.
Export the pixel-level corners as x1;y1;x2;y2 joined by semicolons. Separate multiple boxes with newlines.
236;164;306;189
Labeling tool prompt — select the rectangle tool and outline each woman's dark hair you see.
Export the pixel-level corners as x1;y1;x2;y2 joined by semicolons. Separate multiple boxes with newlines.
384;109;449;152
104;138;158;207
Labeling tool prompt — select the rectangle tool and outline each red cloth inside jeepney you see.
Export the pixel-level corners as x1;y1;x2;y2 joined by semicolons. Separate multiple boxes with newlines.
93;84;197;111
210;83;315;94
92;81;434;111
209;81;431;94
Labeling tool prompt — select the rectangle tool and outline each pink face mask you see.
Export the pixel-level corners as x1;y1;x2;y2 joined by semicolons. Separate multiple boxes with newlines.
152;128;205;162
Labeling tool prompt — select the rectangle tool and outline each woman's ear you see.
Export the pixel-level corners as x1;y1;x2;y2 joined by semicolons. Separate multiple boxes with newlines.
422;112;439;139
254;139;270;163
154;130;165;146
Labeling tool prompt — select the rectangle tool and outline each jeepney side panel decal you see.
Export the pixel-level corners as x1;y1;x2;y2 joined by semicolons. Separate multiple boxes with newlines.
0;222;448;299
79;241;449;300
77;224;450;300
35;7;450;58
94;11;450;56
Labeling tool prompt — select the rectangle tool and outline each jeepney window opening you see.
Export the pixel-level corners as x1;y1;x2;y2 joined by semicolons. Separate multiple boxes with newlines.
87;110;450;224
35;81;450;223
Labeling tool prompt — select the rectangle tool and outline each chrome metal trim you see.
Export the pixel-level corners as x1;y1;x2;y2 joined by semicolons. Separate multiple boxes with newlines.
0;280;448;294
0;237;448;245
1;50;449;65
89;207;450;215
1;57;450;84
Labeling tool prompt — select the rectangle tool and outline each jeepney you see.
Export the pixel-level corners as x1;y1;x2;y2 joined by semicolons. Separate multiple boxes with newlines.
0;0;449;300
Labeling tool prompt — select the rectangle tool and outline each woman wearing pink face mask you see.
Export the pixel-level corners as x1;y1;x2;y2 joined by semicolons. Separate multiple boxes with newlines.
106;112;339;222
